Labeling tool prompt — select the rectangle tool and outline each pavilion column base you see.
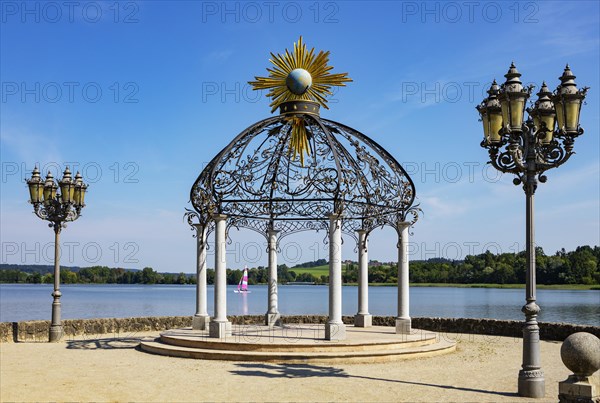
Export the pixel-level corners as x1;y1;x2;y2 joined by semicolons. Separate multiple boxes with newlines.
354;313;372;328
325;322;346;341
395;317;411;334
265;313;281;327
209;320;231;339
192;314;210;330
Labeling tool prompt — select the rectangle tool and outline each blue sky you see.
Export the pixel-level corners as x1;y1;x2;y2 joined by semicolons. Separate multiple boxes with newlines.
1;1;598;272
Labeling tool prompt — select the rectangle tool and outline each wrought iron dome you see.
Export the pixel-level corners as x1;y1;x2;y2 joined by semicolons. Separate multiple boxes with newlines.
189;38;418;239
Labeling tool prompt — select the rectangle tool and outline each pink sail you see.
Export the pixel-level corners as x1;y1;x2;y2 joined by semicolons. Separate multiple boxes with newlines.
237;266;249;292
241;267;249;291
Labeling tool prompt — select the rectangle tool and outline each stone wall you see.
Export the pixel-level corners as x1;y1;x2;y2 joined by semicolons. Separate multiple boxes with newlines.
408;317;600;341
2;316;192;343
0;322;14;342
1;315;598;343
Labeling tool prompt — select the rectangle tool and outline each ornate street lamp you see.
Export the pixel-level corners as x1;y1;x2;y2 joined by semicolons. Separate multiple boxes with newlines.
27;166;88;341
477;64;588;398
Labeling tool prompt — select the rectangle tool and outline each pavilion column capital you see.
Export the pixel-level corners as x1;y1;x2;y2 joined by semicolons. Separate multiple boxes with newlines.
356;229;368;251
193;223;208;243
397;221;411;230
212;213;228;221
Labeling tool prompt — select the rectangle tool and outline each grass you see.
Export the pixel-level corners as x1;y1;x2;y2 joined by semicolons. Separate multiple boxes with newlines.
290;265;329;278
291;264;394;279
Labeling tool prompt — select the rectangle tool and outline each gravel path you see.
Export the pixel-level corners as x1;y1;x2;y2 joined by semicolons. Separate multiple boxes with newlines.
1;331;573;402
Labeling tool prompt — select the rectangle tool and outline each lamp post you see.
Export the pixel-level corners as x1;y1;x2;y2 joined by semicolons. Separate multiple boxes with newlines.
27;166;88;342
477;63;588;398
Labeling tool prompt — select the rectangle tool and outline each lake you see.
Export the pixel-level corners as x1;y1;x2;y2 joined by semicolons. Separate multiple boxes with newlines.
0;284;598;326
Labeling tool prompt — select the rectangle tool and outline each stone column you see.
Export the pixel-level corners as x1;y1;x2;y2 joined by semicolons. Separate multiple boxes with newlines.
326;214;346;340
354;229;372;327
192;224;210;330
209;214;231;338
396;221;411;334
265;229;281;326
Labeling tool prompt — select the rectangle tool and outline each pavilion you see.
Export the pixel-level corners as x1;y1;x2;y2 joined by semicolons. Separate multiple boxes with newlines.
185;37;419;341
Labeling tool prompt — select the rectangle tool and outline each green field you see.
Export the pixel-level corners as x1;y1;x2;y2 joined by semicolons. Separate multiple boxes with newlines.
291;264;394;279
290;265;329;278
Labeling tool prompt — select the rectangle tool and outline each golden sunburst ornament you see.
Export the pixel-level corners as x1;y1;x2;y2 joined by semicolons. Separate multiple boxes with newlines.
249;37;352;165
249;36;352;112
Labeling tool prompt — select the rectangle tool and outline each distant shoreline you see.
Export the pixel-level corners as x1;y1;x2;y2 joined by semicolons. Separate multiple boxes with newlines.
368;283;600;290
1;282;598;290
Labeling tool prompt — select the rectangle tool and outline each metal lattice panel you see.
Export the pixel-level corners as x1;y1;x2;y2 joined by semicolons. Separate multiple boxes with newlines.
189;112;418;238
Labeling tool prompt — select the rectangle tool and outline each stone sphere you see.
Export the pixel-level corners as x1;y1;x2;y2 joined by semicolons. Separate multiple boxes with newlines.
561;332;600;377
286;68;312;95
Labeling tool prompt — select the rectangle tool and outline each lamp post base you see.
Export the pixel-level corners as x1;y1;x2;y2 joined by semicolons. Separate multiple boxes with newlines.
518;370;545;398
49;325;63;342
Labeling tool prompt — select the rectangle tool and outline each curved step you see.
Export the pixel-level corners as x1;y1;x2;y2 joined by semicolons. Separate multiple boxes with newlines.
139;339;456;364
159;332;438;353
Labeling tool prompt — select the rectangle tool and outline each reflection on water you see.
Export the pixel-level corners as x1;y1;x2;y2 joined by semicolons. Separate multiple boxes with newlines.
0;284;598;326
237;291;249;315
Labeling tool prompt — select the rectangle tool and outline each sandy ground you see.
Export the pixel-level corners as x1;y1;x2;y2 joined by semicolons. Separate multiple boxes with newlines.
0;331;576;402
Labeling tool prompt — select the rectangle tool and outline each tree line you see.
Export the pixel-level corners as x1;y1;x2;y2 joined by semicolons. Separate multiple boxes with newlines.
342;245;599;285
0;266;195;285
0;264;306;286
1;245;598;285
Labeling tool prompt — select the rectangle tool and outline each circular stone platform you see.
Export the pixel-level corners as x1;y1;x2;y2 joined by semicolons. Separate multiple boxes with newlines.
139;325;456;364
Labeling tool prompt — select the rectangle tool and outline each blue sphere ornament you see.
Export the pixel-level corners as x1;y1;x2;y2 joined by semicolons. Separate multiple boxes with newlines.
286;68;312;95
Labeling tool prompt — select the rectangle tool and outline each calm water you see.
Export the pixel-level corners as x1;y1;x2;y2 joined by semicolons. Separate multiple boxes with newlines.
0;284;598;326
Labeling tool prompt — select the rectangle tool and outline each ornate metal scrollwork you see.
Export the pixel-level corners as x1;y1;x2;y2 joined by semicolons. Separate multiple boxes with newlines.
33;201;82;232
484;118;577;195
183;208;215;249
188;110;418;240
